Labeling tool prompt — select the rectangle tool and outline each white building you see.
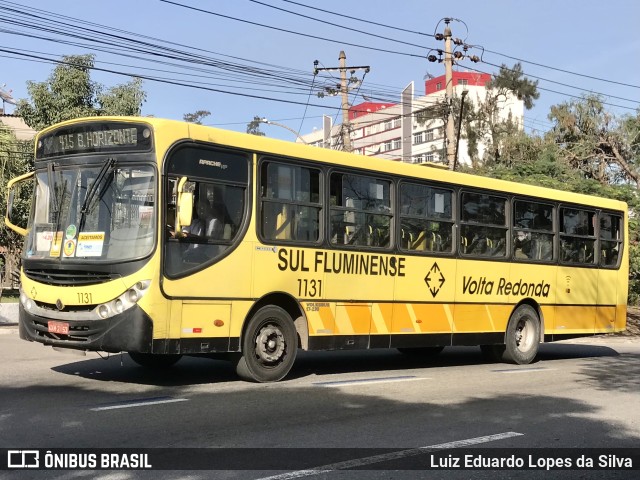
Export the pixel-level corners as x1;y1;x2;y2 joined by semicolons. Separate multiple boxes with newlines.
299;72;524;167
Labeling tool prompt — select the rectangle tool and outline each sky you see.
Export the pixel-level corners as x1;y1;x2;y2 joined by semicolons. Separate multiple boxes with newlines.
0;0;639;141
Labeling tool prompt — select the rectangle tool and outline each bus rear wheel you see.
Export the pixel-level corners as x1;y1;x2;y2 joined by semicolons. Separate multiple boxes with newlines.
235;306;298;382
502;304;540;365
128;352;182;369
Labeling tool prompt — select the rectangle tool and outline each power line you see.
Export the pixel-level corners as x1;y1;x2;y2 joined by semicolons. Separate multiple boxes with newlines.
159;0;427;58
476;46;640;90
278;0;435;38
248;0;430;51
278;0;639;90
480;59;639;106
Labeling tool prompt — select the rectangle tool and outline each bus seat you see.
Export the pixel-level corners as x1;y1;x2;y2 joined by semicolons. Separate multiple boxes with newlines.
401;228;408;249
223;224;233;240
410;231;427;251
461;235;469;254
274;205;293;240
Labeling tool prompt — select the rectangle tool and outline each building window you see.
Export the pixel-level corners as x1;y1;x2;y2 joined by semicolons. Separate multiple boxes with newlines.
384;120;393;130
413;132;424;145
382;141;392;152
457;79;468;86
425;130;434;142
392;139;401;150
393;117;401;128
436;82;442;90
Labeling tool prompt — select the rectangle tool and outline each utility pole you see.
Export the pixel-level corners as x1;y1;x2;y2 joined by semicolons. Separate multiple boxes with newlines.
444;22;455;169
315;52;370;153
429;18;480;169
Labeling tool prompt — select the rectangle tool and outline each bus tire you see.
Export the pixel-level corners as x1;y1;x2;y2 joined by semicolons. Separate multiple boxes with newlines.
397;346;445;357
128;352;182;369
236;306;298;382
502;304;540;365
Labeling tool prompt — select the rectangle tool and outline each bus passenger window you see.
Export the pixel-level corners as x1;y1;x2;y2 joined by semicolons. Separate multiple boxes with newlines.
560;207;596;265
513;200;555;262
260;161;321;243
599;213;622;268
460;192;507;258
399;183;453;254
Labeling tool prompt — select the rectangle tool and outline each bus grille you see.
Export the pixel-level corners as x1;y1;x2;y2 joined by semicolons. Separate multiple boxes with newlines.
24;269;118;286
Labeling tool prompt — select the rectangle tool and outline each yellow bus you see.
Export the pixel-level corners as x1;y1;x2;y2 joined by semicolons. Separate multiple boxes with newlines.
4;116;628;382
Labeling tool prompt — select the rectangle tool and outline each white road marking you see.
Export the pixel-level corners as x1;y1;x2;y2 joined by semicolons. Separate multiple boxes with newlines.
255;431;524;480
313;375;428;387
492;367;557;374
90;397;188;411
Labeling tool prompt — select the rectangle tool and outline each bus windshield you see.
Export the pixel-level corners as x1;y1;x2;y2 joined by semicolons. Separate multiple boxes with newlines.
24;162;156;263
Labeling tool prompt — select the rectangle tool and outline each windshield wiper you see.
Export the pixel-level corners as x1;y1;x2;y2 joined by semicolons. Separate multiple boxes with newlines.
79;158;116;230
47;162;59;215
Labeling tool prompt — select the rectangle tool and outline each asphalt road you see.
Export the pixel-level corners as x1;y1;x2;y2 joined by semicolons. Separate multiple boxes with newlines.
0;327;639;479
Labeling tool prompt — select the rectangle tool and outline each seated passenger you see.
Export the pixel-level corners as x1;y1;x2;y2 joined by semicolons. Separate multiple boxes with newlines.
184;199;221;239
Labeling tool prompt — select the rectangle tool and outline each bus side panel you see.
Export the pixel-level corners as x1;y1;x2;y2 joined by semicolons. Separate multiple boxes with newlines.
453;260;511;341
555;266;597;334
391;256;455;347
596;269;618;334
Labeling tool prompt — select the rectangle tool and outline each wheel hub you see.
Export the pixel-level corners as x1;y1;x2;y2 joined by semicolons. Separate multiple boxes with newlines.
516;319;532;351
255;325;285;363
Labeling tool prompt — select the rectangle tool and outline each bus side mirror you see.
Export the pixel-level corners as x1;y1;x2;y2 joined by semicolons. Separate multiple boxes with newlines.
175;177;193;234
4;171;34;237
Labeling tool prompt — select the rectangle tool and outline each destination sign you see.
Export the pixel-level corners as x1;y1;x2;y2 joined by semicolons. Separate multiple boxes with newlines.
36;122;152;159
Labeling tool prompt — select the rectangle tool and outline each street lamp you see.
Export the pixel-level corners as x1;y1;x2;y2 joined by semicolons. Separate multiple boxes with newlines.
260;118;308;144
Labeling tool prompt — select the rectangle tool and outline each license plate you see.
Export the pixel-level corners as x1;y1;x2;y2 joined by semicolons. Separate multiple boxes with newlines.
48;321;70;335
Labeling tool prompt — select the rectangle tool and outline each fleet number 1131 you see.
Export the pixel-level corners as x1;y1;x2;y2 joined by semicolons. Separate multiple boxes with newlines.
298;279;322;298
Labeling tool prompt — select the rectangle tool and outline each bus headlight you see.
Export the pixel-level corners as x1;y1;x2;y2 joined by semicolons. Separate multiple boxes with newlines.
98;305;110;319
114;299;124;314
24;299;34;312
93;280;151;319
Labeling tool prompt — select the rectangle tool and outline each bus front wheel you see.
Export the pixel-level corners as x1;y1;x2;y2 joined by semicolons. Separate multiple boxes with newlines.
128;352;182;369
236;306;298;382
502;304;540;365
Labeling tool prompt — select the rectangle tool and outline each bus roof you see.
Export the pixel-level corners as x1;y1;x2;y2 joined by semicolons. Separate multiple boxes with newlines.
46;116;628;212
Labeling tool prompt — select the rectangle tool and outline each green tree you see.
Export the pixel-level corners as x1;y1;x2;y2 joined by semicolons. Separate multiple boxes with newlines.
487;63;540;110
183;110;211;125
246;116;265;136
16;54;146;130
0;124;33;281
548;95;640;186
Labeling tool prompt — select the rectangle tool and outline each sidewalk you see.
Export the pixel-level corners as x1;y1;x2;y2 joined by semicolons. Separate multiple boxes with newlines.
0;303;19;326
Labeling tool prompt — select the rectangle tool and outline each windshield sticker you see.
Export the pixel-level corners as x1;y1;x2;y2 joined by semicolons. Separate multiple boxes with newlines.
63;239;77;257
65;224;77;240
49;232;63;257
35;224;55;252
77;232;105;257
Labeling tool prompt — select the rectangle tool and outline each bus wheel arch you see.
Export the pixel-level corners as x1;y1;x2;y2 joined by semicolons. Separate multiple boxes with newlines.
243;292;307;350
502;301;542;365
235;293;305;382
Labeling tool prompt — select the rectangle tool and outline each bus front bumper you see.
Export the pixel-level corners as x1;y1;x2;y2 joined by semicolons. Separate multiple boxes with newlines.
19;304;153;353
